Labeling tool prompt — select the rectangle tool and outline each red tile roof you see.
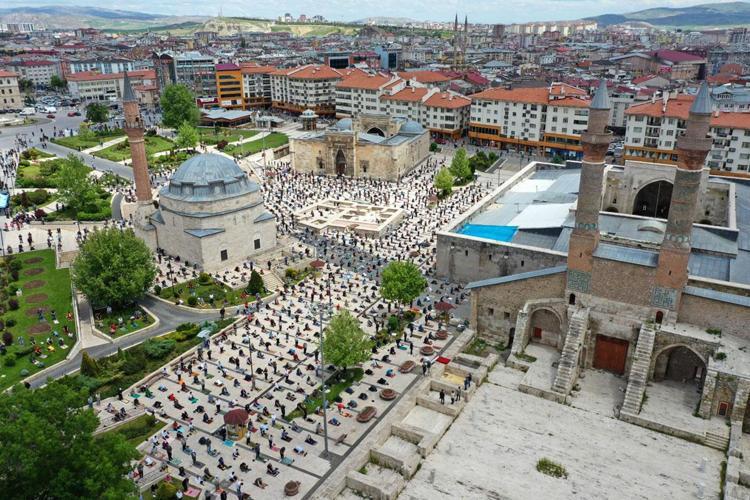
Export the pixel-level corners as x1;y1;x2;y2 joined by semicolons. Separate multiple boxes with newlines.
239;63;277;75
651;49;704;63
336;69;396;90
626;94;750;129
215;63;240;71
424;92;471;109
0;70;18;78
273;65;343;80
381;87;430;102
396;70;451;84
470;84;590;107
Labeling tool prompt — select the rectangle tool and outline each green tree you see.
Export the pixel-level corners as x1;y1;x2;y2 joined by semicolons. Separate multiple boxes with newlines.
449;147;472;181
78;122;96;142
49;75;67;90
80;351;99;377
55;155;97;215
380;260;427;308
0;382;139;499
322;310;372;372
174;122;199;151
72;227;157;309
434;167;453;197
18;78;33;93
246;270;265;295
85;103;109;124
161;84;200;129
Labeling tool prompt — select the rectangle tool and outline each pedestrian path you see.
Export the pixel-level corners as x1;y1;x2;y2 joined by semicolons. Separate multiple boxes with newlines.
82;135;128;155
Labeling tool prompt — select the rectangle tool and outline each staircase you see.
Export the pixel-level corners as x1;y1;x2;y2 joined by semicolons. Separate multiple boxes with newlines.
262;271;284;292
552;308;589;396
621;323;656;416
705;431;729;451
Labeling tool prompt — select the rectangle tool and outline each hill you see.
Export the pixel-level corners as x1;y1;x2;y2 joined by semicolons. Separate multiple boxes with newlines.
588;1;750;28
0;5;206;30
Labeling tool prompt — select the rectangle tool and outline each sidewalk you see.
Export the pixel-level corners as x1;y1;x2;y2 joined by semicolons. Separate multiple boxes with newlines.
82;136;128;155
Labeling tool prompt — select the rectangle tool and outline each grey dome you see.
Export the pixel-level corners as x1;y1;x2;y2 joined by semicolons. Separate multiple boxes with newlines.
334;118;353;131
162;153;258;202
400;120;424;135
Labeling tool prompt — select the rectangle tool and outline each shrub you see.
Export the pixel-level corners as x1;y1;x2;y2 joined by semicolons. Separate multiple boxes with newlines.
155;481;178;500
176;322;197;332
5;357;16;367
246;270;265;295
2;331;12;346
715;352;727;361
80;351;100;377
15;345;33;359
6;318;16;328
10;270;19;282
34;209;47;219
143;338;176;359
8;260;22;272
187;296;198;307
198;272;211;284
20;369;29;376
27;189;50;206
8;298;19;311
429;142;439;152
285;268;299;280
122;352;147;375
536;458;568;479
216;140;228;150
153;285;162;296
387;315;400;332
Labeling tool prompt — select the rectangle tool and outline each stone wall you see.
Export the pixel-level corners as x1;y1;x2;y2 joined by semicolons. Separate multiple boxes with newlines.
590;257;657;308
678;293;750;341
470;271;566;346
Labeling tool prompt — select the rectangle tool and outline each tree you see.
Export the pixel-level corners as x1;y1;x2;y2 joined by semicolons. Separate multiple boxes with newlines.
434;167;453;197
0;382;139;499
246;270;265;295
174;122;199;151
55;155;97;215
80;351;99;377
322;310;372;373
161;84;200;129
49;75;67;90
18;78;33;93
449;147;472;181
78;122;96;142
380;260;427;308
85;103;109;124
72;227;157;309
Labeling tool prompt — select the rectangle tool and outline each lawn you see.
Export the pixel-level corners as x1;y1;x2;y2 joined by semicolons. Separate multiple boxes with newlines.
197;126;258;145
142;477;199;500
93;304;155;338
463;337;505;357
93;135;174;162
0;249;77;391
54;319;234;399
222;132;288;157
44;190;112;222
287;368;364;421
21;147;55;160
98;413;166;448
16;157;73;189
52;129;125;150
149;150;199;172
157;276;269;309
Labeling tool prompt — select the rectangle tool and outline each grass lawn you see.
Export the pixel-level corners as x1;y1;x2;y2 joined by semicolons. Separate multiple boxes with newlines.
287;368;364;421
98;413;166;448
197;127;258;145
142;477;200;500
52;129;125;150
0;250;76;391
158;277;269;309
222;132;288;157
44;190;112;222
93;135;174;162
93;304;155;338
55;319;234;399
463;337;505;357
149;150;199;172
16;157;75;189
21;147;55;160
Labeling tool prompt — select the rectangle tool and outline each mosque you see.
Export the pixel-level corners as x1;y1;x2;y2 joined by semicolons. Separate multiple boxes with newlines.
122;73;276;272
289;113;430;181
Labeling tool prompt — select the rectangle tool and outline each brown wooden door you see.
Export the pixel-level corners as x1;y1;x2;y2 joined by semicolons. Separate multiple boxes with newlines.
533;327;542;339
593;335;628;375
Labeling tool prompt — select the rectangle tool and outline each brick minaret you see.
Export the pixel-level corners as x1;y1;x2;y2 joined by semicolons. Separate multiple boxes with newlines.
566;80;612;294
123;72;152;203
652;81;712;311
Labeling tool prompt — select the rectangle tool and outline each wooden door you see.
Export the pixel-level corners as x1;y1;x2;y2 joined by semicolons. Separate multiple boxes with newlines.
593;335;628;375
533;327;542;339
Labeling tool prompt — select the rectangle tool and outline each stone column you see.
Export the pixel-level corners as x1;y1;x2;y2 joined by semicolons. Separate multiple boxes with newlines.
697;369;718;419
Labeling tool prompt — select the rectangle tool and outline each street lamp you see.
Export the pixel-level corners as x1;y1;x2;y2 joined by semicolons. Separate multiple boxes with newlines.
311;301;331;460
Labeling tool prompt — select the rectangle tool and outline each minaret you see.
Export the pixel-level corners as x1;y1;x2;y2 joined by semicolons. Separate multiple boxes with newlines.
123;72;157;248
652;81;712;311
453;14;458;69
463;16;468;68
566;80;611;294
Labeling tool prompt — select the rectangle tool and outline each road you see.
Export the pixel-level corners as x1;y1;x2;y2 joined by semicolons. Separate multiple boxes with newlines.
0;112;85;150
29;295;221;388
45;141;135;180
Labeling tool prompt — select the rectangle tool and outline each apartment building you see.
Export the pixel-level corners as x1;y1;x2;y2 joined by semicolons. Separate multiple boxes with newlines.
468;83;591;158
270;65;344;116
152;51;216;98
215;63;244;109
8;60;61;87
335;70;400;118
68;58;136;75
67;69;156;102
624;94;750;172
240;64;275;108
0;70;22;112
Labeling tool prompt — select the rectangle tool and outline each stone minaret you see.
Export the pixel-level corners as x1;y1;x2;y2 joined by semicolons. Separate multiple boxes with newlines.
566;80;611;295
123;72;157;248
652;81;713;311
463;16;468;68
453;14;459;69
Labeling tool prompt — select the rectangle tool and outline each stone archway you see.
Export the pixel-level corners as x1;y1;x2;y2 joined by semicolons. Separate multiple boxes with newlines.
652;345;706;384
529;308;563;349
367;127;385;137
335;149;347;176
633;180;673;219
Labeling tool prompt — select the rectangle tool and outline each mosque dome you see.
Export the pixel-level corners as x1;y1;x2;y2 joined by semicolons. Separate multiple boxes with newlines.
333;118;353;131
161;153;259;202
399;120;424;135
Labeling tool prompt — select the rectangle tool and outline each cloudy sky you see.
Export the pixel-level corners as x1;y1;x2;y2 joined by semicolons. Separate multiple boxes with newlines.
1;0;742;23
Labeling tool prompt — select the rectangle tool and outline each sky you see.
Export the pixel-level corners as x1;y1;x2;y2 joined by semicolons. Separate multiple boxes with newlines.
1;0;744;23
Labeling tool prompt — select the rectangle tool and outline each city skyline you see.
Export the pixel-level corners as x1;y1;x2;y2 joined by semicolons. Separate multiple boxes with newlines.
1;0;745;24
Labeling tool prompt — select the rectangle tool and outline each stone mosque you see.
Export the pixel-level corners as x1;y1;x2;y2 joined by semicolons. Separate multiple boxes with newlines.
122;73;276;272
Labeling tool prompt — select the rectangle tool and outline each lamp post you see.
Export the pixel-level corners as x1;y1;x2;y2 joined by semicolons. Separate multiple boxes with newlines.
312;301;331;459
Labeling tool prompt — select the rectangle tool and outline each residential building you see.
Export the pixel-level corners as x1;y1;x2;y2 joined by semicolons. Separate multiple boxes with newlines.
0;70;22;112
624;94;750;172
8;60;61;87
68;58;136;75
335;70;400;118
152;51;216;98
468;83;591;158
215;63;244;109
271;65;344;116
240;64;276;108
67;69;156;102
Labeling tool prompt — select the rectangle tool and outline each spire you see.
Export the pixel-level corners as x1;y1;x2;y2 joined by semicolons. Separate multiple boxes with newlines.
454;14;458;32
690;80;712;115
122;71;136;103
590;80;610;110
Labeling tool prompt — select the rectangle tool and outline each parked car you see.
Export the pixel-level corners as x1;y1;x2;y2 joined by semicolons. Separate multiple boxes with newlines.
46;114;55;119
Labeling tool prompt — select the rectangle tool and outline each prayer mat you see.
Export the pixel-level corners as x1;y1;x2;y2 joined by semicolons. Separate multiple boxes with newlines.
223;440;234;447
190;397;199;404
281;457;294;465
185;487;201;497
436;356;451;364
168;458;182;466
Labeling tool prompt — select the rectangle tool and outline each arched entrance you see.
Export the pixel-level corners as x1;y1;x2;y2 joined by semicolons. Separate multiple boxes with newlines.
633;181;673;219
529;308;562;348
367;127;385;137
652;345;705;384
335;149;347;176
655;311;664;324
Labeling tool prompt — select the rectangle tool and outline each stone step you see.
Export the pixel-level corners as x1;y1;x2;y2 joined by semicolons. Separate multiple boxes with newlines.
552;308;589;395
620;324;656;416
705;432;729;451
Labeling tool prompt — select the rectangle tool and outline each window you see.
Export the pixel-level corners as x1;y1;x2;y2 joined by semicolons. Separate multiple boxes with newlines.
220;249;228;261
503;311;510;320
254;238;261;250
488;307;494;315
